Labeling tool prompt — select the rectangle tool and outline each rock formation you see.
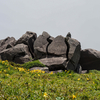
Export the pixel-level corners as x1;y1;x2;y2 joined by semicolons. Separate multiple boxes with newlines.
0;44;32;64
80;49;100;71
2;31;98;73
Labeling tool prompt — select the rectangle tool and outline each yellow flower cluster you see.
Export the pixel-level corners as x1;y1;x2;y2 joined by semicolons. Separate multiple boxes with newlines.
43;92;48;98
18;67;26;72
30;69;45;74
0;60;9;66
77;78;80;81
49;71;53;74
72;95;76;99
0;60;46;75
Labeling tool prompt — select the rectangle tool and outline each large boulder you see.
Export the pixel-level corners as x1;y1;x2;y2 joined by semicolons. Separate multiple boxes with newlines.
15;31;37;45
15;31;37;58
0;37;16;53
79;49;100;70
48;35;67;58
0;44;32;64
64;38;81;70
39;57;67;71
34;31;52;59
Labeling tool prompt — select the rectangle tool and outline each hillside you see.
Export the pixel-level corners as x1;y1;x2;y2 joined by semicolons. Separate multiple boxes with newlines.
0;60;100;100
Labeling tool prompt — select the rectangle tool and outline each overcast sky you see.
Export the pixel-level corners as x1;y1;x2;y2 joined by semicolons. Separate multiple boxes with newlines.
0;0;100;50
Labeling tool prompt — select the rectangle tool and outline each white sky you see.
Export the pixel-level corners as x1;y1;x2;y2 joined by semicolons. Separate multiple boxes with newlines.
0;0;100;50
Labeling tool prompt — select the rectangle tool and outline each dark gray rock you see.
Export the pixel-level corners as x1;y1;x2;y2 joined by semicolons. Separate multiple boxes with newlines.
15;31;37;45
48;35;67;58
75;64;82;74
14;55;32;64
79;49;100;70
39;57;67;71
15;31;37;58
0;44;32;64
64;38;81;70
34;31;51;59
0;37;16;53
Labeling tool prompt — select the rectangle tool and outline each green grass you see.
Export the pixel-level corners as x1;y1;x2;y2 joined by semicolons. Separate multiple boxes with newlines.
9;60;46;69
0;60;100;100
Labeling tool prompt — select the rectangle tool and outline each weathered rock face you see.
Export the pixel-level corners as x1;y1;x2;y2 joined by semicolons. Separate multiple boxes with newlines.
0;44;32;64
39;57;67;71
15;31;37;58
79;49;100;70
0;31;82;73
64;38;81;70
0;37;16;53
15;31;37;45
34;31;51;59
48;35;67;58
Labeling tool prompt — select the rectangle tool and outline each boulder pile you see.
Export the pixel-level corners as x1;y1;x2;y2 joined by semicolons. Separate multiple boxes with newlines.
0;31;100;73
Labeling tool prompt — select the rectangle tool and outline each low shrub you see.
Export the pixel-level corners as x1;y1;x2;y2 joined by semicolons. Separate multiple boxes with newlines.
22;60;46;69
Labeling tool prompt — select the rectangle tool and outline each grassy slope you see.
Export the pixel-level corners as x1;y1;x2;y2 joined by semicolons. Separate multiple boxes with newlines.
0;60;100;100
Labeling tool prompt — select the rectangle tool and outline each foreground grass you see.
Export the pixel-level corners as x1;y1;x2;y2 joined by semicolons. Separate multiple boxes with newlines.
0;60;100;100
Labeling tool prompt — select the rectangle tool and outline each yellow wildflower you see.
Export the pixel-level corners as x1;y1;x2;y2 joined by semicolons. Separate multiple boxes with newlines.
65;70;67;72
6;74;9;76
69;74;71;75
8;68;10;70
28;69;30;71
30;70;34;73
77;78;80;81
72;95;76;99
93;82;95;84
2;61;5;64
5;60;8;62
38;74;40;76
18;68;25;72
50;71;53;74
43;92;48;98
87;78;89;80
4;70;6;73
42;71;45;73
0;71;2;73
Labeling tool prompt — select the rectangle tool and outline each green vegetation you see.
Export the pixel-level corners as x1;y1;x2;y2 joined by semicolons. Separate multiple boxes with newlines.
0;60;100;100
9;60;46;69
22;60;46;69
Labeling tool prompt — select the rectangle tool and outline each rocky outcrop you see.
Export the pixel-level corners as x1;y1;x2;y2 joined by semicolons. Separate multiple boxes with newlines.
39;57;67;71
15;31;37;58
0;37;16;52
34;31;53;59
64;38;81;71
0;44;32;64
79;49;100;70
48;35;67;58
0;31;82;73
15;31;37;45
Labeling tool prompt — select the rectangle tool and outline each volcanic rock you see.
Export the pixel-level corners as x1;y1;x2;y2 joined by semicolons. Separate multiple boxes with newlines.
79;49;100;70
39;57;67;71
48;35;67;58
34;31;51;59
0;44;32;64
0;37;16;53
64;38;81;70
